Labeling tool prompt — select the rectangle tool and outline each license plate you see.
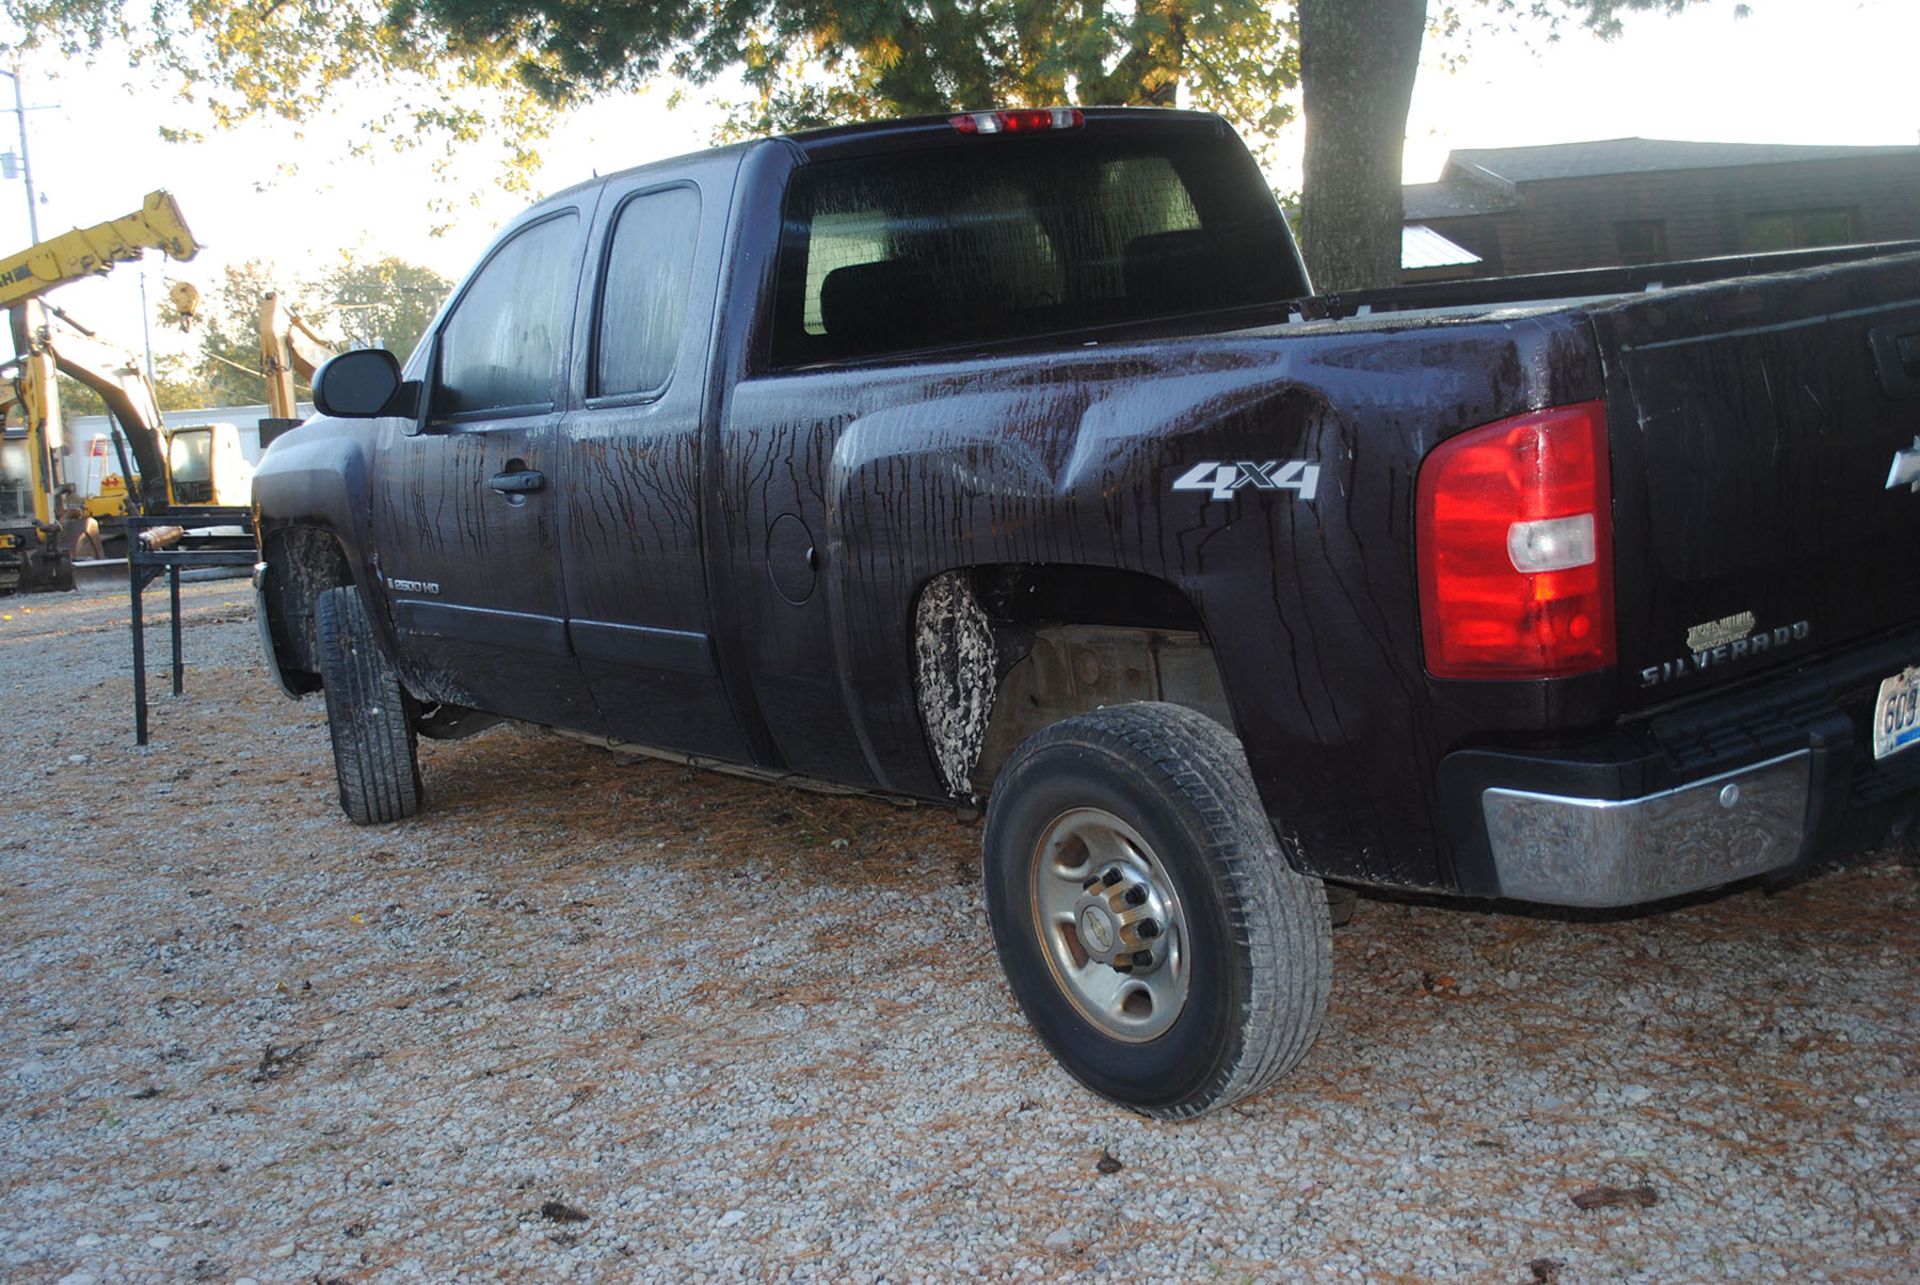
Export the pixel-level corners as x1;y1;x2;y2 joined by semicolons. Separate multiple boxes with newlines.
1873;666;1920;761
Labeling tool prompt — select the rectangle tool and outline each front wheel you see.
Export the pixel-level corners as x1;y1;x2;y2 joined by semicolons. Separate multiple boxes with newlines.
313;585;422;825
983;702;1331;1118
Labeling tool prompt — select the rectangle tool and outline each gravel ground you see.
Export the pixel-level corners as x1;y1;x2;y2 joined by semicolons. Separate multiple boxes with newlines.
1;580;1917;1283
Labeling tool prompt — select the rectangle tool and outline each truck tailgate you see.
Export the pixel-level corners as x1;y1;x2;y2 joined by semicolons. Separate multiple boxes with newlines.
1595;251;1920;709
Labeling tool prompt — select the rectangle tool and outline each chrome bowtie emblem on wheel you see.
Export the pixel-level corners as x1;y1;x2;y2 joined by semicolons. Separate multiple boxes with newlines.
1887;435;1920;493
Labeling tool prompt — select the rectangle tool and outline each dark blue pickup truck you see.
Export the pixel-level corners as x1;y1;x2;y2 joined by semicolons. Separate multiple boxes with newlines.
252;107;1920;1116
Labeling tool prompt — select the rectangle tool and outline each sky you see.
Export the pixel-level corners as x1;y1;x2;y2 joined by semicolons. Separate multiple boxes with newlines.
4;0;1915;375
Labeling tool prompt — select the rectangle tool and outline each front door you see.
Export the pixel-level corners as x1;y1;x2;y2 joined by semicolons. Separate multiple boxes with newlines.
372;206;606;733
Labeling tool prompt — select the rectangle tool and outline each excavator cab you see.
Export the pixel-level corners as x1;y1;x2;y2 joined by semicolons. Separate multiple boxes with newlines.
166;426;213;504
161;423;254;507
0;376;72;593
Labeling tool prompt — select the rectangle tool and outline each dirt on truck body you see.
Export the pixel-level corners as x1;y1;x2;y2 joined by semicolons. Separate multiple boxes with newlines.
253;106;1920;1117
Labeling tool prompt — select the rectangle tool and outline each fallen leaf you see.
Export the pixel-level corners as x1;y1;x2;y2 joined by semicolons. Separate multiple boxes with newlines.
540;1200;591;1224
248;1041;314;1084
1095;1148;1124;1175
1570;1184;1659;1211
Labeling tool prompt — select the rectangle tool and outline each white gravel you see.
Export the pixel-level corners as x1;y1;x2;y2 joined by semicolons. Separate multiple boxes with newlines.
1;580;1916;1282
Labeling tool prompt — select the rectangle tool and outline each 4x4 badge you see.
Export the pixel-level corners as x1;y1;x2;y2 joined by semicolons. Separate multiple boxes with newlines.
1887;435;1920;493
1173;459;1321;503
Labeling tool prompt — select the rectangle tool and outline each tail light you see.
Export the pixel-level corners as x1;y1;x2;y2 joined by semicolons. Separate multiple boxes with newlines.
1417;401;1615;679
950;108;1085;135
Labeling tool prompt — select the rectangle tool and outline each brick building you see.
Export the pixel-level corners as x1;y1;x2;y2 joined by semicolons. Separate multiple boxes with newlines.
1400;138;1920;281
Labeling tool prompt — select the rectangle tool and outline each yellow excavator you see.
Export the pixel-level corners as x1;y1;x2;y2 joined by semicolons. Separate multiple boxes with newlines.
0;191;201;592
257;290;333;444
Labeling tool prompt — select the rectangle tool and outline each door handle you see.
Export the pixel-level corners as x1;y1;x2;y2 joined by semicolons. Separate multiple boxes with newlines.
1869;324;1920;399
488;469;545;495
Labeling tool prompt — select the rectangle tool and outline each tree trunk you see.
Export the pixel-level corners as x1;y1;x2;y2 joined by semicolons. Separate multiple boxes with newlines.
1298;0;1427;292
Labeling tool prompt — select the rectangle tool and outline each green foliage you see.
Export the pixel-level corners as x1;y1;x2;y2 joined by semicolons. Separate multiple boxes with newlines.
5;0;1303;179
702;1;1300;157
167;255;450;407
322;256;454;356
4;0;1734;201
54;373;103;418
417;0;1303;162
53;356;212;440
5;0;562;207
1427;0;1743;68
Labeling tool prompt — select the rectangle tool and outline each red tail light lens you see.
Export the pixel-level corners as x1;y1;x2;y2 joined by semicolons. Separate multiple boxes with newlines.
1416;401;1615;679
950;108;1085;135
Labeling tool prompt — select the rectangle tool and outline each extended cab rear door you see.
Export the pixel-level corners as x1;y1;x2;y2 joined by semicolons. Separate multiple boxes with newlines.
555;155;757;761
370;203;607;733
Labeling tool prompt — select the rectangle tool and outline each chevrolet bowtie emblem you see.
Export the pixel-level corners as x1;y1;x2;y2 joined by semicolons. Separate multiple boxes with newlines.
1888;436;1920;493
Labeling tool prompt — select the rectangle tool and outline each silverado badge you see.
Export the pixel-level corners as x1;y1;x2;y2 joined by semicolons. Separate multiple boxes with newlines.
1641;617;1811;688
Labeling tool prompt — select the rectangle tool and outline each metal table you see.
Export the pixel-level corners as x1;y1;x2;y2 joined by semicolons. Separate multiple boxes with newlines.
125;510;256;745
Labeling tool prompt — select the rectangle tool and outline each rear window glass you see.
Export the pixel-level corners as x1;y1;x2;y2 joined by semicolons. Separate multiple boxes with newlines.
595;186;702;398
770;131;1302;368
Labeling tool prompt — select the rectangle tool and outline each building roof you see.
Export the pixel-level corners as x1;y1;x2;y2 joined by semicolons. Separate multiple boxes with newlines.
69;404;306;440
1402;180;1522;220
1443;137;1920;186
1401;224;1483;271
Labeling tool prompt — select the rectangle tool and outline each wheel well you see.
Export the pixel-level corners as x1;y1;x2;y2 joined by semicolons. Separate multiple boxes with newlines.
262;525;354;692
912;566;1232;797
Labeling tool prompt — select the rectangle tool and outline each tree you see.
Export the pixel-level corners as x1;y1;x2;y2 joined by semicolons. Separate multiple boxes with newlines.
166;255;450;406
1297;1;1740;291
5;0;564;199
1298;0;1425;293
317;256;454;357
5;0;1301;181
692;3;1301;162
54;359;213;421
8;0;1730;285
390;0;1731;286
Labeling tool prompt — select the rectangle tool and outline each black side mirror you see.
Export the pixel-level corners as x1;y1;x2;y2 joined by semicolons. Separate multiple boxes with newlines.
313;349;417;419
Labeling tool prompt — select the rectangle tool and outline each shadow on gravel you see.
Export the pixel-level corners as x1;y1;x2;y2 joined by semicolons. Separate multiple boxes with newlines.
414;724;981;894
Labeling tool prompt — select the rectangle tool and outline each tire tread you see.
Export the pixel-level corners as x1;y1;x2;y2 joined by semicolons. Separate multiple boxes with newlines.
314;586;422;825
987;701;1331;1118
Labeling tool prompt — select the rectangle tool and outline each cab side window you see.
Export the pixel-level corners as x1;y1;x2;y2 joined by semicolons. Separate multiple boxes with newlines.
434;212;580;418
593;187;702;399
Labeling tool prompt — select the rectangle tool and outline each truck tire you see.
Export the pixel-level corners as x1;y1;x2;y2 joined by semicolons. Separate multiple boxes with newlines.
314;585;422;825
983;701;1331;1118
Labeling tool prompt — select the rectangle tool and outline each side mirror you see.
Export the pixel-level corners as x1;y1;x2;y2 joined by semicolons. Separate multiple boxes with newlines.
313;349;416;419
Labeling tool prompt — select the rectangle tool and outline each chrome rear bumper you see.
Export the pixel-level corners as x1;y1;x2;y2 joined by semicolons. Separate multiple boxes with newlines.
1480;751;1811;907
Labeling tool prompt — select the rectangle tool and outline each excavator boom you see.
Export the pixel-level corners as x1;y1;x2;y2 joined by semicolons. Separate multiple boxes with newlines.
11;303;171;513
0;191;200;309
259;292;335;421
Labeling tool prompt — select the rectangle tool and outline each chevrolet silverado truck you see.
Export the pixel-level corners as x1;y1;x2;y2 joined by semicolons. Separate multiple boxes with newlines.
251;107;1920;1118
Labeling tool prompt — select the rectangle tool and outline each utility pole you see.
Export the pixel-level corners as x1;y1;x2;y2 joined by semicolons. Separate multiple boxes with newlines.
138;270;157;390
1;65;37;242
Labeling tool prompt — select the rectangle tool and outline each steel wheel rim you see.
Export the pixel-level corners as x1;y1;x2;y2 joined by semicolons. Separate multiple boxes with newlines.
1028;806;1190;1043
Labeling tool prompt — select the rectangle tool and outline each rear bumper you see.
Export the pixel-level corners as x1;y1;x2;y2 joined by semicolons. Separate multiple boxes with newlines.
1440;627;1920;907
1478;750;1810;906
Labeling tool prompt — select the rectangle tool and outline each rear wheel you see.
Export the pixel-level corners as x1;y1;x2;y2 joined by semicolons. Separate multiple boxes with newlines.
314;585;422;825
983;702;1331;1118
